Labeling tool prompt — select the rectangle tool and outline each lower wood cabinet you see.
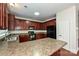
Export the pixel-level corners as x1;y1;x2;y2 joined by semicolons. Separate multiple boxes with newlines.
19;35;29;42
0;3;8;29
19;33;47;42
36;33;47;39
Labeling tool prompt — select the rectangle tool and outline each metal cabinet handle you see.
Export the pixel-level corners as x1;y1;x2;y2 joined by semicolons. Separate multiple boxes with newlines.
58;35;62;36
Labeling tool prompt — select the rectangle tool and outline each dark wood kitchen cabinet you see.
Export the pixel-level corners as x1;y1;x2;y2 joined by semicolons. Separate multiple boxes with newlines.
19;33;46;42
42;19;56;30
0;3;8;29
15;18;42;30
36;33;47;39
15;19;28;30
15;18;56;30
8;14;15;30
19;35;29;42
36;23;42;30
29;21;42;30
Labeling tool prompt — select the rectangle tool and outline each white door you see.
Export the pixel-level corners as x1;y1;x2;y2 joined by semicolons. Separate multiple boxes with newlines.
57;19;70;50
56;6;78;53
62;20;70;50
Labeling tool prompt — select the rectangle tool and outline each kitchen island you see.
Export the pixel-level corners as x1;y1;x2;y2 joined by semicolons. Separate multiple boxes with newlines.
0;38;66;56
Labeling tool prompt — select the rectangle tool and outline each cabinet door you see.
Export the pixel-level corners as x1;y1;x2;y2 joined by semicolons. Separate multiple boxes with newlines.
8;14;15;30
0;3;3;28
19;35;28;42
36;33;46;39
4;4;8;29
0;3;8;29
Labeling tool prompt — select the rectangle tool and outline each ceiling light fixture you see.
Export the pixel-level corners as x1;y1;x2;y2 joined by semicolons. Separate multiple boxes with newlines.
34;12;40;16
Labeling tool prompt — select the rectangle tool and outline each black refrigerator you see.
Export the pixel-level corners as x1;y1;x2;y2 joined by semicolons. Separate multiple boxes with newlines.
47;26;56;39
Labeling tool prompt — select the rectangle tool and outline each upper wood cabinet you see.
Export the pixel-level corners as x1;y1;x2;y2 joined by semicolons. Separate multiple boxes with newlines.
42;19;56;30
14;18;56;30
8;14;15;30
29;21;42;30
0;3;8;29
15;19;42;30
15;19;28;30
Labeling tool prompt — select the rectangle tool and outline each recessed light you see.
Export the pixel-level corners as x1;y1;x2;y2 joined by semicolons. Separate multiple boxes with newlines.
34;12;40;16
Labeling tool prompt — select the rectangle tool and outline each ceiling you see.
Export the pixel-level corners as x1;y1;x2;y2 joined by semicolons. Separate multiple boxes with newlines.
8;3;78;21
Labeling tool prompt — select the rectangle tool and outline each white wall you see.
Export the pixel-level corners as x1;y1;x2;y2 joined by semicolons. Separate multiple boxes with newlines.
56;6;78;54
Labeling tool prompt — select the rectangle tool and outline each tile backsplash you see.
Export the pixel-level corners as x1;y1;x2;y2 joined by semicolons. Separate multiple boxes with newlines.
0;30;8;39
0;30;8;34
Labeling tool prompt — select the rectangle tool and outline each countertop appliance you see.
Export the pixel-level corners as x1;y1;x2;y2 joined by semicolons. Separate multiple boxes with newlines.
28;31;36;41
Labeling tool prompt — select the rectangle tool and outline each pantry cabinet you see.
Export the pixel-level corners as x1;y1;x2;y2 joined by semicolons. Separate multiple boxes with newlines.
8;14;15;30
0;3;8;29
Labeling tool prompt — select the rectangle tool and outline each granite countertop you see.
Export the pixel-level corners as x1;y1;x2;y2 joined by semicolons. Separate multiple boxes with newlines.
0;38;66;56
9;30;47;34
0;30;46;39
0;30;10;40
